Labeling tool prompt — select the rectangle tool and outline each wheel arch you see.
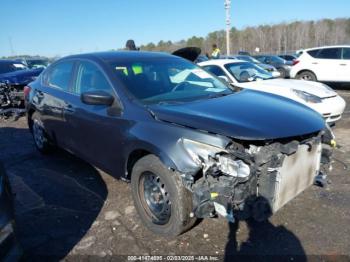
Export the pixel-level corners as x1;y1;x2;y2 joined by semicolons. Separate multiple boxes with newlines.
27;108;36;131
124;146;180;180
296;69;317;80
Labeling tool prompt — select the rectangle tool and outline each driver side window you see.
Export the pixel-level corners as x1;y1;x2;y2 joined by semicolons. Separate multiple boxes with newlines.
73;61;113;95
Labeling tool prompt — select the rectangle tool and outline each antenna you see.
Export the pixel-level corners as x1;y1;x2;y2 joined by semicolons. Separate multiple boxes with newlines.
224;0;231;56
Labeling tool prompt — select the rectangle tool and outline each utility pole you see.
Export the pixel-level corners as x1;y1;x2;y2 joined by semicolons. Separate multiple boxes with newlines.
224;0;231;56
8;37;15;56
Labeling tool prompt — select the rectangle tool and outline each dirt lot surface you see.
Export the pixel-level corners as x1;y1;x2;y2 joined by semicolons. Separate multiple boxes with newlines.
1;89;350;261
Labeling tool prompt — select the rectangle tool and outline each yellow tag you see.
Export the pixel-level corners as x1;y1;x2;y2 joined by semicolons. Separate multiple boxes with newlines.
210;192;219;199
331;140;336;148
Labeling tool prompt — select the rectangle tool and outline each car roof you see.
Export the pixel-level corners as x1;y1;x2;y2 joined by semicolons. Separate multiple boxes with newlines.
254;54;278;57
0;59;25;64
198;59;247;66
303;45;350;51
61;51;176;63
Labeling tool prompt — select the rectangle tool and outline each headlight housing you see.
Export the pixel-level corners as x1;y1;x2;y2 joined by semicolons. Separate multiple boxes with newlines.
182;139;225;165
182;139;250;178
292;89;322;103
320;83;334;92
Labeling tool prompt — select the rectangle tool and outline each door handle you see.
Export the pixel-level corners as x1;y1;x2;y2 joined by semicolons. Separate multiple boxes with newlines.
312;62;318;65
339;64;347;66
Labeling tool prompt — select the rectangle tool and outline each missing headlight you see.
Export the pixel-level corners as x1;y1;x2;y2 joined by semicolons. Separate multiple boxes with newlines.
217;155;250;178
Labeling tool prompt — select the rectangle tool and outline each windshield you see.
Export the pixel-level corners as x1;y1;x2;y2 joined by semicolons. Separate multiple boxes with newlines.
270;56;286;63
109;57;233;104
224;62;273;83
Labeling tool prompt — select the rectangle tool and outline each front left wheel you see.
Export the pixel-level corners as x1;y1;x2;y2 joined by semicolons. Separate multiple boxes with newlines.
131;154;196;236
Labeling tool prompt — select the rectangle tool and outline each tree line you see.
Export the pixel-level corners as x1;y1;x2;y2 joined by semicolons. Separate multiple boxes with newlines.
140;18;350;55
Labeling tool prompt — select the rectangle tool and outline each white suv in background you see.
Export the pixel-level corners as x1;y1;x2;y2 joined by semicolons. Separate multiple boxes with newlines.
290;45;350;82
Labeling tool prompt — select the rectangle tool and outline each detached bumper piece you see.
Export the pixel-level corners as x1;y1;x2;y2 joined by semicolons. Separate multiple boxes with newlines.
190;133;323;222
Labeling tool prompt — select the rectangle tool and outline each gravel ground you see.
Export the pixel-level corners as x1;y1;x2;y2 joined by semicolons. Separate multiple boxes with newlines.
1;89;349;261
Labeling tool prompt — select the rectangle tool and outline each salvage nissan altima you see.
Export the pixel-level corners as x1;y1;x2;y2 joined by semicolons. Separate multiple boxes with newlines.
25;51;333;236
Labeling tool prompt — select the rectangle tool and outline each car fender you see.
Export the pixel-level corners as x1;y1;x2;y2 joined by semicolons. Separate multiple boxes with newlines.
121;120;231;179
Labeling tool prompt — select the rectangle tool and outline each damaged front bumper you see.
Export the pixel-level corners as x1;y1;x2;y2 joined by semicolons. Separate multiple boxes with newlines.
181;129;334;223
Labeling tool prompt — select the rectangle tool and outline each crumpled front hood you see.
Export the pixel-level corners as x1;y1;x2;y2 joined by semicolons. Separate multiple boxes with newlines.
149;90;325;140
238;79;336;99
0;68;43;85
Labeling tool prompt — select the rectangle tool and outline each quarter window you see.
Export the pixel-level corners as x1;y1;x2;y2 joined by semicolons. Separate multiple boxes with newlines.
342;48;350;60
74;61;113;95
307;49;320;58
47;61;74;91
317;48;342;59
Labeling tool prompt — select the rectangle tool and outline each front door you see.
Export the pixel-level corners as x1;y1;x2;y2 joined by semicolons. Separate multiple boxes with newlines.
340;48;350;82
64;60;124;174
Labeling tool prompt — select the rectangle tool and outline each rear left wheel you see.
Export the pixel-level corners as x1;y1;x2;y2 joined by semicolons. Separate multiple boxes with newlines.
297;71;317;81
31;112;53;154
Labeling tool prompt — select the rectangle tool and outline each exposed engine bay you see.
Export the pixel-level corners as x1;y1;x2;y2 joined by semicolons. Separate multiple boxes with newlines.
0;81;26;119
181;128;335;223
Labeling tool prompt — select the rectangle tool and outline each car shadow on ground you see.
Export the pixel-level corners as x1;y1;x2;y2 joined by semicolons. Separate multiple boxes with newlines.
224;218;306;261
1;127;108;260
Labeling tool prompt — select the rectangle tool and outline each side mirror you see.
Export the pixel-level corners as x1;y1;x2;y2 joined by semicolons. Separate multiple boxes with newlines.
81;90;114;106
272;71;281;78
218;75;230;84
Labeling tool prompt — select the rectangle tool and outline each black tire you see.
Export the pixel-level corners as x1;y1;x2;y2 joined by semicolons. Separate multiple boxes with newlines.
131;154;196;236
277;68;287;78
31;112;53;154
297;71;317;81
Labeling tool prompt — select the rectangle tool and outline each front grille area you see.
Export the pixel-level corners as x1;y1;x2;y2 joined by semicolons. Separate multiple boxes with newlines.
258;141;322;213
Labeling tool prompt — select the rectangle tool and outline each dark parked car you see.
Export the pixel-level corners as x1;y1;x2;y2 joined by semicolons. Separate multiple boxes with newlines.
224;55;278;73
253;55;293;78
0;162;22;261
0;60;44;107
278;54;297;62
26;51;328;236
25;59;49;69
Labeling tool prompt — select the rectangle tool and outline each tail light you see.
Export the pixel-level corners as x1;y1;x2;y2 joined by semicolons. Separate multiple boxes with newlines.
292;60;300;66
24;85;31;99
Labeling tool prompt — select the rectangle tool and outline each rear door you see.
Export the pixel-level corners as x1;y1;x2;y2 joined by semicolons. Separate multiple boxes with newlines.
341;48;350;82
35;60;75;148
312;47;342;81
63;59;124;173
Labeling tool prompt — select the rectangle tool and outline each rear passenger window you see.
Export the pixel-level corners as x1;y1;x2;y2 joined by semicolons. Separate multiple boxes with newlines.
343;48;350;59
47;61;74;91
317;48;342;59
74;61;113;95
